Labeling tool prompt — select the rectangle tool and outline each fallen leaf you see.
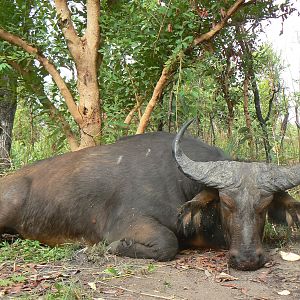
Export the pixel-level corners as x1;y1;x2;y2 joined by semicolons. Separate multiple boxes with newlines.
264;261;276;268
280;251;300;262
87;282;97;291
205;269;212;277
257;273;267;283
102;288;119;295
277;290;291;296
216;272;238;282
269;248;278;256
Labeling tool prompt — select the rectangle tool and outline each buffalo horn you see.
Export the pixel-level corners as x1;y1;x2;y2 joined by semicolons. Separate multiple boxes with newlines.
172;119;300;191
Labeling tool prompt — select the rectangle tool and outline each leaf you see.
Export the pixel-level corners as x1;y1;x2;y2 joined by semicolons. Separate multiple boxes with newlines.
103;267;120;276
277;290;290;296
204;269;212;277
280;251;300;262
147;263;156;273
216;272;238;282
87;282;97;290
0;279;13;287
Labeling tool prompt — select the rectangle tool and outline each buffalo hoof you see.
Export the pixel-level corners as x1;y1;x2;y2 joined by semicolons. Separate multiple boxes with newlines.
108;238;133;255
107;235;178;261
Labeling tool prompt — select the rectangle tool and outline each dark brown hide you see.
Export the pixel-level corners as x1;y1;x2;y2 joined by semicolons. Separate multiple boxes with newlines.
0;132;225;261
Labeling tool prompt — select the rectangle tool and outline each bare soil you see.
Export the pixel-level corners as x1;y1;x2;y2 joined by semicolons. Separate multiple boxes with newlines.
1;239;300;299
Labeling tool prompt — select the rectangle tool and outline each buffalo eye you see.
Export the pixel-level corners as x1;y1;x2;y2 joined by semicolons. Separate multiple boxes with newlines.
219;193;235;212
255;195;273;214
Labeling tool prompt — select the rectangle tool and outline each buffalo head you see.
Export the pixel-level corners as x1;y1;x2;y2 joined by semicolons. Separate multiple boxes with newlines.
173;119;300;270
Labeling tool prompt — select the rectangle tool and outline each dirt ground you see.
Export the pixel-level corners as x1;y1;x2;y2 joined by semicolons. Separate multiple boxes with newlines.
1;239;300;299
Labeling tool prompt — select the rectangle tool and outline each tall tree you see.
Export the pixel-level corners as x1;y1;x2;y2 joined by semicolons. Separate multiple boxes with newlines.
0;0;101;150
0;72;17;171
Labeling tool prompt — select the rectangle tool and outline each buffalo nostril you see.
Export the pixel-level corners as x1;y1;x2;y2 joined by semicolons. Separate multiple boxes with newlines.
228;251;240;268
229;249;266;270
256;249;266;264
257;252;267;265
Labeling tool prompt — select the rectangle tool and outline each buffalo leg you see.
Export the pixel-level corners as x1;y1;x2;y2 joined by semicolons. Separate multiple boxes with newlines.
107;218;178;261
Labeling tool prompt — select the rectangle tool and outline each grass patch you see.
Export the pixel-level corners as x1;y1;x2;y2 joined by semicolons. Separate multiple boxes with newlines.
263;221;292;247
42;281;89;300
3;280;89;300
102;262;157;280
82;241;108;263
0;239;79;264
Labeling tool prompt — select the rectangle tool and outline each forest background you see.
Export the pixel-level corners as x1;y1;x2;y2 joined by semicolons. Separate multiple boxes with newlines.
0;0;300;171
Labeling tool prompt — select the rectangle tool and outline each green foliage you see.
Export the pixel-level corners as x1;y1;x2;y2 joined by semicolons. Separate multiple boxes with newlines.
102;262;157;279
0;0;298;163
11;97;69;169
0;239;77;263
263;222;292;247
0;275;26;287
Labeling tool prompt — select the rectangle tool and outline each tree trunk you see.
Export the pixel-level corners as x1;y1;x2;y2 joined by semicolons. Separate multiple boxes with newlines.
0;73;17;172
296;105;300;162
226;100;234;138
220;51;235;138
55;0;101;149
209;113;216;145
238;28;272;162
279;111;289;152
251;75;272;162
243;76;254;157
76;53;102;148
136;67;170;134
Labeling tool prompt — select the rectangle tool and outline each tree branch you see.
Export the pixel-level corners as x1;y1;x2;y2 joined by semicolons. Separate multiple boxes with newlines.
136;68;170;134
54;0;82;62
124;99;144;125
0;28;82;125
8;60;79;150
192;0;247;47
265;87;279;122
136;0;248;133
85;0;101;50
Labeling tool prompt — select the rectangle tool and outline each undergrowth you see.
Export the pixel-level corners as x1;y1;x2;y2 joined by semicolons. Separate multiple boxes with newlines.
0;239;79;264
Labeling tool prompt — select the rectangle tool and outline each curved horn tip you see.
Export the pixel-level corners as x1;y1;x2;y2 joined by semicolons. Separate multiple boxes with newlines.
178;119;196;136
172;118;196;158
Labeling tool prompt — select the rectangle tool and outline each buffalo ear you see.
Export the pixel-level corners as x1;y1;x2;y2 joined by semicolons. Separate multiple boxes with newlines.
268;192;300;227
177;188;219;237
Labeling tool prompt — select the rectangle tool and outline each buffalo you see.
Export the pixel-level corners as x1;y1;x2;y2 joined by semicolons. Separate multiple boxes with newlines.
0;120;299;271
174;119;300;270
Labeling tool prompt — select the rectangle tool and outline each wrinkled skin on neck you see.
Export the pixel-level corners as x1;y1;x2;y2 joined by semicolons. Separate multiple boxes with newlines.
219;180;273;271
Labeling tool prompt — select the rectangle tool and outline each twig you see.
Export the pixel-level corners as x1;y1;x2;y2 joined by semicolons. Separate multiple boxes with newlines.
97;280;185;300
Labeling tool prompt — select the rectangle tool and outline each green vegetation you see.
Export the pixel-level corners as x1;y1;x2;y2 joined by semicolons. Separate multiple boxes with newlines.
0;239;77;263
0;0;298;163
42;282;87;300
